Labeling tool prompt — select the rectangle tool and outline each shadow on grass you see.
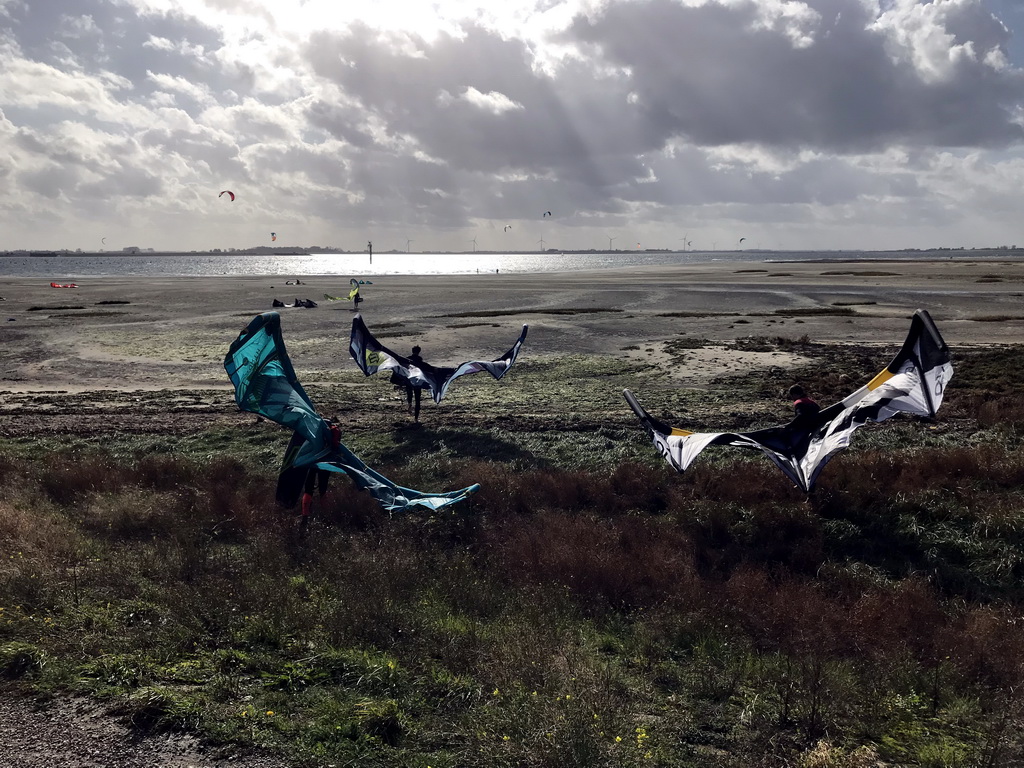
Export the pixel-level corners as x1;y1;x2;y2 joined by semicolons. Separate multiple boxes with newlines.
379;426;550;468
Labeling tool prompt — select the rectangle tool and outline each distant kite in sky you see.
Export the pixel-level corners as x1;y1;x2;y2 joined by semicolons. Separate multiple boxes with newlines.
219;190;235;201
625;310;952;492
350;315;528;404
543;211;552;218
504;225;512;232
224;312;478;512
271;232;277;241
738;237;746;244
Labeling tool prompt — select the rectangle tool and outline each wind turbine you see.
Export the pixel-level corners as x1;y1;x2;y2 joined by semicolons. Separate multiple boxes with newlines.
470;237;477;252
537;237;546;251
407;239;413;253
607;235;617;250
680;233;688;252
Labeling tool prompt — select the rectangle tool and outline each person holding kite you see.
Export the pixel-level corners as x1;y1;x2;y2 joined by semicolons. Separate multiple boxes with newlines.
788;384;821;428
405;346;425;422
224;312;479;533
348;279;363;311
300;417;343;538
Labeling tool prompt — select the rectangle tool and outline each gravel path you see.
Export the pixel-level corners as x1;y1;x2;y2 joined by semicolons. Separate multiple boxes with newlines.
0;691;291;768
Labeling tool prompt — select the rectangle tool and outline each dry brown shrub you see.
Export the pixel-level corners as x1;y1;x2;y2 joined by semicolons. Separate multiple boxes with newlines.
0;501;84;564
38;452;126;504
133;453;201;491
485;510;698;611
977;394;1024;427
317;480;387;530
608;462;671;513
893;447;992;493
667;496;823;577
0;454;30;501
745;503;825;573
682;458;804;506
448;462;670;518
848;578;945;662
724;568;843;656
195;456;278;534
80;491;182;540
449;462;526;515
941;606;1024;689
824;445;1010;500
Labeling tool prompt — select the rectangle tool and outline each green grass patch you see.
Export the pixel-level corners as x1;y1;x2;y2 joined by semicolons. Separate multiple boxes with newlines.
2;346;1024;765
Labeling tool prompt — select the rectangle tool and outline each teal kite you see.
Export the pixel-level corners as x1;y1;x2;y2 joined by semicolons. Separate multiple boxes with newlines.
224;312;479;512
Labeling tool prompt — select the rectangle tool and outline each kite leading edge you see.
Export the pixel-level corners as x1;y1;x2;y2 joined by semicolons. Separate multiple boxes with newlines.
625;309;953;492
224;312;479;513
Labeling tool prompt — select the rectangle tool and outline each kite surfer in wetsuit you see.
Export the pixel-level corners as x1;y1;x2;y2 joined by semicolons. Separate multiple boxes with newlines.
406;346;425;423
299;419;342;538
789;384;820;427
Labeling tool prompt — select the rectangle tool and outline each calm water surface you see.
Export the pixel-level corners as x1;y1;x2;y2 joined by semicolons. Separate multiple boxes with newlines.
0;250;996;278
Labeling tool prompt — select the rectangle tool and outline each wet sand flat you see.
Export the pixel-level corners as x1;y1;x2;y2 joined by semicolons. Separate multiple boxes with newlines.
1;259;1021;394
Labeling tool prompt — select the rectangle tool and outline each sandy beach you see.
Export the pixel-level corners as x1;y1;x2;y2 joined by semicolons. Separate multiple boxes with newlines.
1;258;1022;436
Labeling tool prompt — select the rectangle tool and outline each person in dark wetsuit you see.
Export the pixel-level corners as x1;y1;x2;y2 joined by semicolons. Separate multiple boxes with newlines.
406;346;425;422
788;384;821;430
299;419;342;538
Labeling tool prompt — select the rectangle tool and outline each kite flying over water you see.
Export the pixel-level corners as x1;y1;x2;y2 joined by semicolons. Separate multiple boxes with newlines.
625;310;952;492
225;312;478;512
349;315;528;404
219;190;235;201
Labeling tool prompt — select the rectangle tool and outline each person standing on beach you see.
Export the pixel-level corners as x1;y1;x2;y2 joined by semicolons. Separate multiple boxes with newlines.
348;279;363;311
406;346;425;423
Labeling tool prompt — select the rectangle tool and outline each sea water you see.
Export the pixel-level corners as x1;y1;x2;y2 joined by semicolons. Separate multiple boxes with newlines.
0;249;993;278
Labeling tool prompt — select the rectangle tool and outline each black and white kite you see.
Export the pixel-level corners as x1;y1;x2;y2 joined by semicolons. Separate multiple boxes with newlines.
624;309;952;492
349;314;528;404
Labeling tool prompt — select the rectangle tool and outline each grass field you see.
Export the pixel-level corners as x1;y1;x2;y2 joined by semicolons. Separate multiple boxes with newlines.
2;340;1024;767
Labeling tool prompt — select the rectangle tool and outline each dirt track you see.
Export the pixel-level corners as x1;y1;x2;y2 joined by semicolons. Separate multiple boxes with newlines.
0;689;290;768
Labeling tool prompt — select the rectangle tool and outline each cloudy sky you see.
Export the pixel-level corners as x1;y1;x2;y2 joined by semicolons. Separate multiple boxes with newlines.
1;0;1022;253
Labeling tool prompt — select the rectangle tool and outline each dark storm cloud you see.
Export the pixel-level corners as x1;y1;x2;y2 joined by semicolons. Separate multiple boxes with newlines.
567;0;1024;151
304;24;650;185
298;2;1024;231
